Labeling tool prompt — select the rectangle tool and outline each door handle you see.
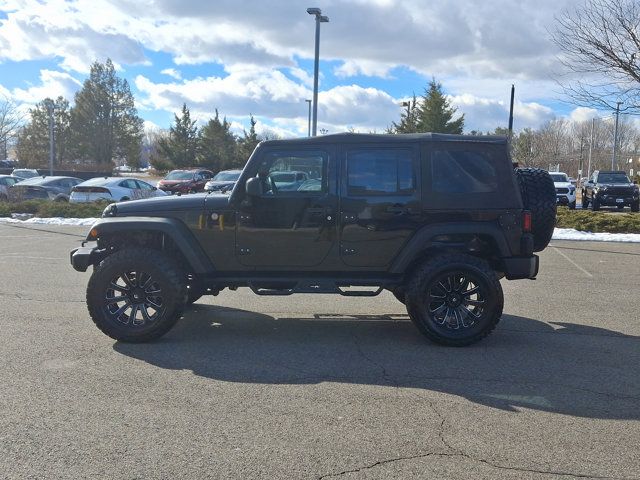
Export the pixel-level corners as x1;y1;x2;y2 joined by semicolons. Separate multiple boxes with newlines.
386;204;408;215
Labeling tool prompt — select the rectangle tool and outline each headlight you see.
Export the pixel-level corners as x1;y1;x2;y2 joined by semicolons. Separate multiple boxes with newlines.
102;203;117;217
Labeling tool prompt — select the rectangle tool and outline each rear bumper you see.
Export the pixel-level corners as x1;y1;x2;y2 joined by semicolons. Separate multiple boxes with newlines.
502;255;539;280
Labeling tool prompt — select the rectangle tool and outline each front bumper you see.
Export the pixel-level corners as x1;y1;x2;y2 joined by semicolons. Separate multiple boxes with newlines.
596;193;638;206
502;255;539;280
70;244;102;272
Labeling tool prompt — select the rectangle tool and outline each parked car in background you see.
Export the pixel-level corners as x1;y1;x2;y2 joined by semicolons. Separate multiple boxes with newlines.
204;169;242;193
0;174;20;200
11;168;39;180
549;172;576;209
269;171;309;191
157;169;213;194
70;177;167;203
9;176;82;202
582;170;639;211
0;159;18;168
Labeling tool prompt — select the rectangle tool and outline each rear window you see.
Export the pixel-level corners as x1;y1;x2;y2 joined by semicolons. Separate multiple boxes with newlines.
431;149;498;194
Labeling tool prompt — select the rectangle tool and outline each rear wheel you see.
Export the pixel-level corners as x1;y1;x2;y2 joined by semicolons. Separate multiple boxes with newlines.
86;248;186;342
405;254;503;347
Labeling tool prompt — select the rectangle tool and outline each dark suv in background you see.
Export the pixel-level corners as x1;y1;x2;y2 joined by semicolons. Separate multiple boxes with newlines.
582;170;639;211
71;133;556;347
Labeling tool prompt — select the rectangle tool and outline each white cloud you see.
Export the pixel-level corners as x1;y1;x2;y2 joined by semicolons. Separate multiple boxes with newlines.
9;69;82;104
569;107;599;123
160;68;182;80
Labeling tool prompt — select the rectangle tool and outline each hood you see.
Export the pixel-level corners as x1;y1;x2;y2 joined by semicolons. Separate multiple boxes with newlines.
114;193;208;215
597;182;635;188
553;181;573;188
159;179;192;185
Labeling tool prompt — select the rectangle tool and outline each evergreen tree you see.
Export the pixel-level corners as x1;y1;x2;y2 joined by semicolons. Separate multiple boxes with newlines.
237;115;260;165
416;79;464;134
390;95;419;133
198;110;237;170
16;97;71;168
158;103;199;168
69;59;143;166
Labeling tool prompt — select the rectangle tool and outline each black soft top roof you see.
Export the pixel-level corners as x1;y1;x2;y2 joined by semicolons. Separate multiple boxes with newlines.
260;132;508;147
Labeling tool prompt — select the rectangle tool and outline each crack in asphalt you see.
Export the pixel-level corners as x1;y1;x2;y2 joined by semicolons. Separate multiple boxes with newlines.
317;451;634;479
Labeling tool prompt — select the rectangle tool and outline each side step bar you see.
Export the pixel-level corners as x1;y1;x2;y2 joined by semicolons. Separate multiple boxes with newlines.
248;280;384;297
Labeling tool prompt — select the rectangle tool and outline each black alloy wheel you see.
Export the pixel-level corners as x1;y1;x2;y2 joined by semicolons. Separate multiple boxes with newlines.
87;248;186;342
406;254;503;346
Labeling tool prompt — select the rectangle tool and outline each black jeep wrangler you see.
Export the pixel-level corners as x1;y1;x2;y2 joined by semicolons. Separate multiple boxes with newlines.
71;133;556;346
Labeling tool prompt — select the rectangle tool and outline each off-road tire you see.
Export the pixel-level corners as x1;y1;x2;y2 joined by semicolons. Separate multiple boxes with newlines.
632;201;639;212
87;248;187;342
405;254;503;347
515;168;556;252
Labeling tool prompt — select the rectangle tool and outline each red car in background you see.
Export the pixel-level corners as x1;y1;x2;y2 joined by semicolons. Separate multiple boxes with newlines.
157;169;214;194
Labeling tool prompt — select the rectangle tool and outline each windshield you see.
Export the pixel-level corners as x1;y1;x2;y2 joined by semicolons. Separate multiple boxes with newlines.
550;173;568;182
271;173;296;183
165;171;194;180
213;171;241;181
598;173;630;184
13;169;38;178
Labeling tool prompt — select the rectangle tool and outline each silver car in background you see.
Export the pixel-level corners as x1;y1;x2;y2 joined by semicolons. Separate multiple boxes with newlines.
70;177;167;203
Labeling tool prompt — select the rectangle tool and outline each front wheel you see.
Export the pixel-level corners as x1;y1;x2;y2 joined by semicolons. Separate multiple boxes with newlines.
405;254;503;347
86;248;187;342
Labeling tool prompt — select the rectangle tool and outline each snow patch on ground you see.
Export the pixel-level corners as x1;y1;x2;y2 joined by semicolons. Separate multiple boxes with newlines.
552;228;640;243
0;217;98;226
1;217;639;243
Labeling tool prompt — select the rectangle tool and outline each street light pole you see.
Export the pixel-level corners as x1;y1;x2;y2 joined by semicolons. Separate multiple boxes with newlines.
305;99;312;137
612;101;622;170
45;100;55;176
307;8;329;137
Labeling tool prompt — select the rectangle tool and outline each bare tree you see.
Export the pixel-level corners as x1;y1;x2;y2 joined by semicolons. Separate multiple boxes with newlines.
0;96;23;160
552;0;640;112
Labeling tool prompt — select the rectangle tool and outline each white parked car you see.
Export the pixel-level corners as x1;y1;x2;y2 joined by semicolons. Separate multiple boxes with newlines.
549;172;576;209
70;177;167;203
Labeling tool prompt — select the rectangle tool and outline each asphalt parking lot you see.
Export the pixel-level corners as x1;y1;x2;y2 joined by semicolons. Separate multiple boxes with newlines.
0;223;639;479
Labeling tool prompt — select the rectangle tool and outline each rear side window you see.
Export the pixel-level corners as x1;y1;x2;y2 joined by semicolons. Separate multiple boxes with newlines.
347;148;415;196
431;149;498;194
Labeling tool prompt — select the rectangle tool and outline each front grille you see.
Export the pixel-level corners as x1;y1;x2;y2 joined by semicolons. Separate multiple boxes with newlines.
556;188;569;194
604;187;633;196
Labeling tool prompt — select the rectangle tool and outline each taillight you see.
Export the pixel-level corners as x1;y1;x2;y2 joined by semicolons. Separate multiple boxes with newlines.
523;211;532;233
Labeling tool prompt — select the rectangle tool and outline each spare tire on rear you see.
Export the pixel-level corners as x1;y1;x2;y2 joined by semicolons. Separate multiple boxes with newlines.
515;168;556;252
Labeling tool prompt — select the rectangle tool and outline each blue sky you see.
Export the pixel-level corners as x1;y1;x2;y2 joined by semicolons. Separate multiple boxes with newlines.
0;0;595;138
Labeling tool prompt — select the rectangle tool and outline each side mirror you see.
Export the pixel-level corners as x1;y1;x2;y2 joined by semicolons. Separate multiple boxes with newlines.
245;177;263;196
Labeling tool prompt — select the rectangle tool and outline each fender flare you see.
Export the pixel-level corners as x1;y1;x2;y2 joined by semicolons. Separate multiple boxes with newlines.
87;217;214;273
389;222;512;274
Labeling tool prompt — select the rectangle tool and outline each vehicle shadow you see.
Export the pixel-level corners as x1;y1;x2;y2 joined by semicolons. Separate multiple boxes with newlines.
113;305;640;420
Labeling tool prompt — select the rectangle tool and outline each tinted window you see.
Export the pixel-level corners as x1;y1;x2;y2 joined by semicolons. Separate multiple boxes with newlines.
598;173;630;183
257;150;327;195
135;180;154;190
347;149;415;196
431;150;498;193
119;180;138;189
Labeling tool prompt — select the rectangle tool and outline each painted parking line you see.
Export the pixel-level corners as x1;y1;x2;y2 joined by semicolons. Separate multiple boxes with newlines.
552;247;593;278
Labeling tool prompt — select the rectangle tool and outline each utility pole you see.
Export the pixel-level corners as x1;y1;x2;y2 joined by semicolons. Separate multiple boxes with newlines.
307;8;329;137
305;99;312;137
508;84;515;141
587;117;595;179
45;100;55;176
612;101;622;170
